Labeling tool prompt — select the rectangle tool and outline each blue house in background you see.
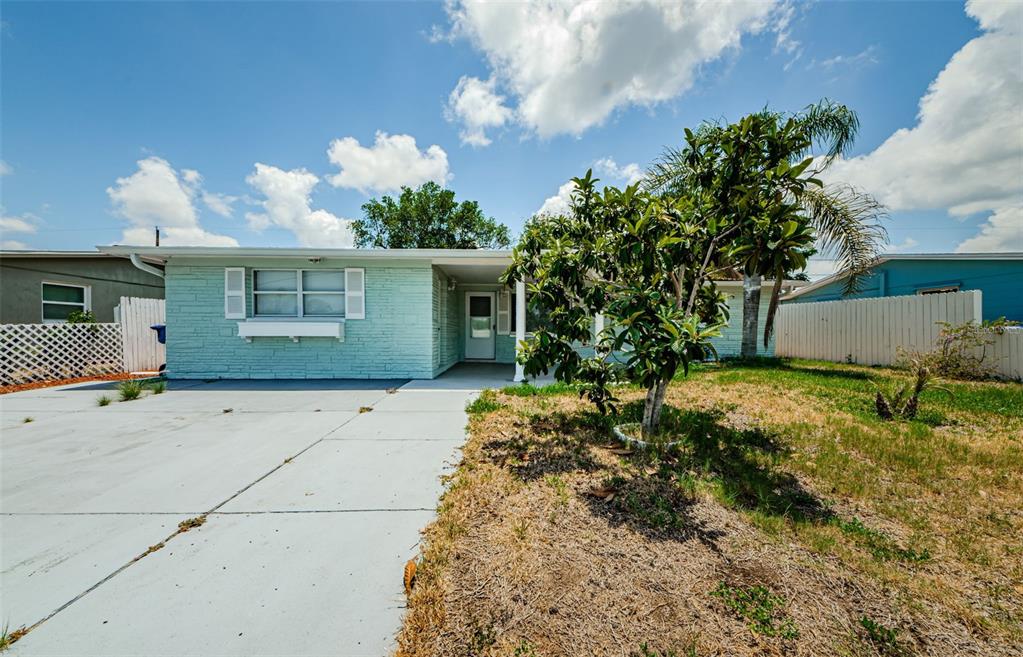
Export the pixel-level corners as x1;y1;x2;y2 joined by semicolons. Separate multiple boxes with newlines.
784;253;1023;321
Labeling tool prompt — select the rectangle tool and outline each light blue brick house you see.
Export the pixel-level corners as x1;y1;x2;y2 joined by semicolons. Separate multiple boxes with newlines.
101;246;804;380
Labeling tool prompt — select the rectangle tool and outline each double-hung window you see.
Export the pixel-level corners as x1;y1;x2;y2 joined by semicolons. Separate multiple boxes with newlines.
253;270;345;318
42;282;90;323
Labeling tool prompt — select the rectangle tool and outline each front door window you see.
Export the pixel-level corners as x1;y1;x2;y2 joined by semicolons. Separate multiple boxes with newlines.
466;293;495;359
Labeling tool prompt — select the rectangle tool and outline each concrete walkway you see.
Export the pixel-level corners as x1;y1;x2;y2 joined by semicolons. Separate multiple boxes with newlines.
0;369;501;656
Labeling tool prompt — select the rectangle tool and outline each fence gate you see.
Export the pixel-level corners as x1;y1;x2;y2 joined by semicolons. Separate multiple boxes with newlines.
118;296;166;372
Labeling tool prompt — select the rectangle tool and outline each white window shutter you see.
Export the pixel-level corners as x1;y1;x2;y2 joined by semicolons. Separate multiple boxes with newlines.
345;268;365;319
225;268;246;319
497;290;511;334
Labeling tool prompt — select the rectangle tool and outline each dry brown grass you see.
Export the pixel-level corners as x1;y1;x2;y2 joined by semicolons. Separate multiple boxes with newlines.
396;362;1022;657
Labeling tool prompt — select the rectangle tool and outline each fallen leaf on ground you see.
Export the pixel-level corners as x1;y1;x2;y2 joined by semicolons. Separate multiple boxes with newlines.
588;487;617;501
404;559;417;595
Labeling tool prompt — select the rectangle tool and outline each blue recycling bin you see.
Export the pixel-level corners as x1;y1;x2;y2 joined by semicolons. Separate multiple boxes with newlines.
150;324;167;372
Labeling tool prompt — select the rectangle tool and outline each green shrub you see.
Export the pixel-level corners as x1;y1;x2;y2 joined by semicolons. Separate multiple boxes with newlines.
927;318;1018;380
148;381;166;395
66;310;96;324
96;395;112;407
117;380;144;402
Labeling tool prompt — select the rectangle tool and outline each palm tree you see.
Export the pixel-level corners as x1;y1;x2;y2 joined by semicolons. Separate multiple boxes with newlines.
646;100;887;354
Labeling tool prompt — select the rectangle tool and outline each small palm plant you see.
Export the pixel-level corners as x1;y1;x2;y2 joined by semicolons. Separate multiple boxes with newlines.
874;353;952;420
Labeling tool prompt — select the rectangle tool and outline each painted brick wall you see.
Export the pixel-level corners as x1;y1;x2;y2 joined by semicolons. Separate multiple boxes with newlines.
165;259;435;379
431;267;460;376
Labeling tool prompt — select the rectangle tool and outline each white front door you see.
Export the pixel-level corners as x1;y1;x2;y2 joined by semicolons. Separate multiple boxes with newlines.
465;292;496;360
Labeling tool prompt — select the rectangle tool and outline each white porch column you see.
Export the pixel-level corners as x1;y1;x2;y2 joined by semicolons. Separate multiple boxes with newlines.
594;313;605;342
514;279;526;382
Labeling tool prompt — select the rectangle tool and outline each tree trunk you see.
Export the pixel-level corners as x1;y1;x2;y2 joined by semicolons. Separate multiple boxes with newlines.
641;378;669;437
740;273;762;359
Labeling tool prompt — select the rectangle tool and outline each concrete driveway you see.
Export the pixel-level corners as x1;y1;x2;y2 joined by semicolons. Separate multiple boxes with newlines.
1;367;499;656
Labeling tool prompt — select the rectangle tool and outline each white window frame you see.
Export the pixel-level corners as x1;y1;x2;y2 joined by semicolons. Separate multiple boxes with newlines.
41;280;91;324
497;289;511;334
225;268;246;319
251;269;346;319
344;268;365;320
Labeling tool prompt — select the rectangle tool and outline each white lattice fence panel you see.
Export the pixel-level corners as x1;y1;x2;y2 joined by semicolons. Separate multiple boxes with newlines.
0;323;124;386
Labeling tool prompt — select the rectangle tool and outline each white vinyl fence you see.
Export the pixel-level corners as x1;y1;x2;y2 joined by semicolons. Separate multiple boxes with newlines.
0;323;124;386
987;328;1023;381
776;290;1022;381
118;296;166;372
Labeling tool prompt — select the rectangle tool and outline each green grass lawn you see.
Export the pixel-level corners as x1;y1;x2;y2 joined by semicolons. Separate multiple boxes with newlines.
398;358;1022;657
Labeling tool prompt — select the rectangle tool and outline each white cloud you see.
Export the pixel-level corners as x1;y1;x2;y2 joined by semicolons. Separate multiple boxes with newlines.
593;157;644;185
956;206;1023;252
814;45;880;71
827;0;1022;252
886;237;919;253
536;181;577;217
535;156;644;216
446;0;778;138
773;3;801;56
327;131;450;194
0;210;37;249
0;160;12;176
107;157;238;247
246;163;356;248
201;191;237;218
0;214;37;234
445;75;514;147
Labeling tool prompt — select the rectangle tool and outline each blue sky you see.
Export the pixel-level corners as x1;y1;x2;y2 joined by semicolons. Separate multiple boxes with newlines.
1;1;1020;270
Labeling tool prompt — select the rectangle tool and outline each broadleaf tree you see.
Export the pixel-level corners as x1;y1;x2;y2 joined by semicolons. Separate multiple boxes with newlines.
354;181;511;249
503;115;819;436
647;100;887;354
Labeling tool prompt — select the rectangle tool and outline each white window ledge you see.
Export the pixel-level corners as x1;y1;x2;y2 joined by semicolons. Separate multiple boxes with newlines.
237;320;345;343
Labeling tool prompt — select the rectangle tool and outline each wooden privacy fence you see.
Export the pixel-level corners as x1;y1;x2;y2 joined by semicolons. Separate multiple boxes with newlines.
0;323;124;386
776;290;1022;380
118;296;166;372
